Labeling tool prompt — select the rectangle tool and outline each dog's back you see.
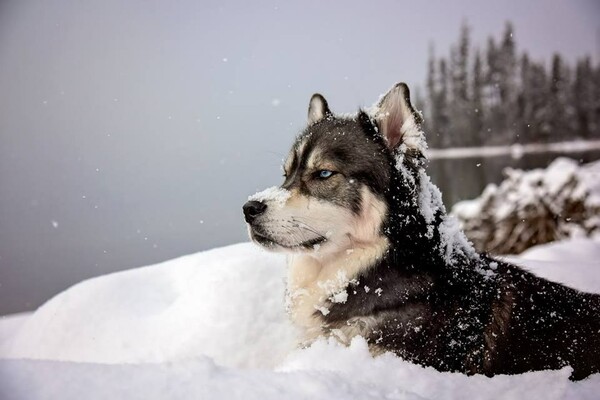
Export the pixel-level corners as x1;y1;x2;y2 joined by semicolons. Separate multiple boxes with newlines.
487;261;600;380
318;249;600;380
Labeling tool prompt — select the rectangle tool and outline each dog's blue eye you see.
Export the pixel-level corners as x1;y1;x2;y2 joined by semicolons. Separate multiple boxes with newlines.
318;170;334;179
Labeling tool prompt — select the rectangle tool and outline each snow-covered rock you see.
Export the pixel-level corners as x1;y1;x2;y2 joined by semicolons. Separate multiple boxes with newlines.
453;158;600;254
1;239;599;399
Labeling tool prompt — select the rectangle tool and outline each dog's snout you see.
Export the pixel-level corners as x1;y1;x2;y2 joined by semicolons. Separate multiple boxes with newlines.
243;200;267;223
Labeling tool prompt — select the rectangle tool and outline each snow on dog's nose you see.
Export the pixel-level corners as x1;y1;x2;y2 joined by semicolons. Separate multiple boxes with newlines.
247;187;292;209
244;186;291;224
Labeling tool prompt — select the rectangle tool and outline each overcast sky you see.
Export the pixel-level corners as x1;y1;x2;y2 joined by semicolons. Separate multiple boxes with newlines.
0;0;598;314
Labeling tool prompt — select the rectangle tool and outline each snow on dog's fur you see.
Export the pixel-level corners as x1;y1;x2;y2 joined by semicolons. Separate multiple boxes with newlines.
243;82;600;380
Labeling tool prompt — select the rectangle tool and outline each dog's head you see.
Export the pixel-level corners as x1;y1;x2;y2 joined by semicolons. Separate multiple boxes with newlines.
243;83;426;255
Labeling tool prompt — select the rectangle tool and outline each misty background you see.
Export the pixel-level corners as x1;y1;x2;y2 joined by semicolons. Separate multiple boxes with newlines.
1;0;599;315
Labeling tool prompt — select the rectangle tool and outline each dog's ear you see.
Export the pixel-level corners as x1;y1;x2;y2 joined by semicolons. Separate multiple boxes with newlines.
307;94;331;125
373;83;425;154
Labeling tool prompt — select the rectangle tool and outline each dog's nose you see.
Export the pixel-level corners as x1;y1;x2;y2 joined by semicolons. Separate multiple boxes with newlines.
243;200;267;223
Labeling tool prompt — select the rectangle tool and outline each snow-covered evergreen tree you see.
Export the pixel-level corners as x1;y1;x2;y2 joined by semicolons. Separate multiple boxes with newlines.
573;56;596;139
548;54;572;141
449;23;478;146
471;50;484;145
437;59;451;147
422;20;599;148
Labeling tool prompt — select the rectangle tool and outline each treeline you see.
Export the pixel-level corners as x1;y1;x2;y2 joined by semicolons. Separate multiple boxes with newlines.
417;22;600;149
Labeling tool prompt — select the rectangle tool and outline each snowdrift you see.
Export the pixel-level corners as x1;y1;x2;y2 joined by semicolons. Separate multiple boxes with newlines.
0;244;296;368
1;240;600;399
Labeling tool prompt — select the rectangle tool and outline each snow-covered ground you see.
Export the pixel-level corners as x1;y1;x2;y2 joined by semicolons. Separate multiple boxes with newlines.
1;239;599;399
0;314;30;353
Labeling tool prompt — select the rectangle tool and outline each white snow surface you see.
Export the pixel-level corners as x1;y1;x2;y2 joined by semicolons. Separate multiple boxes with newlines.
0;244;297;367
504;236;600;295
0;314;30;350
1;239;600;399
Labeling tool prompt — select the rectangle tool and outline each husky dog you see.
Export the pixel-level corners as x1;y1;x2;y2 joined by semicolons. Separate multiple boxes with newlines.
242;83;600;380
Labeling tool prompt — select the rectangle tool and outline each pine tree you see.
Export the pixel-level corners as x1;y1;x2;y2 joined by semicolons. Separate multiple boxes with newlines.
529;61;551;141
471;50;484;145
573;57;595;139
425;46;441;148
483;36;502;145
516;54;532;143
438;59;451;147
548;54;570;140
485;36;500;107
496;22;517;143
449;22;474;145
498;23;517;105
454;23;470;103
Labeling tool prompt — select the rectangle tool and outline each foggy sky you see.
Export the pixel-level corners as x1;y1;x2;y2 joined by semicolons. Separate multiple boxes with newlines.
0;0;598;314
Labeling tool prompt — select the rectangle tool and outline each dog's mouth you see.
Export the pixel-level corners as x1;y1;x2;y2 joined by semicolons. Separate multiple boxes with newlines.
249;226;327;251
250;230;280;248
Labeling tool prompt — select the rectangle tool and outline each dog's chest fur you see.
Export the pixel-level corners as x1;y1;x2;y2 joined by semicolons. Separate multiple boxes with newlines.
285;238;389;343
286;240;491;354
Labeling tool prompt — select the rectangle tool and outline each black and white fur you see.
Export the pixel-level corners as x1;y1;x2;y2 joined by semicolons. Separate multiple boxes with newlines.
243;82;600;380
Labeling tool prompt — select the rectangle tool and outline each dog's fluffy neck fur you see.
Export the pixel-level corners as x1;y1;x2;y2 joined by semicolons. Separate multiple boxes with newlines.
286;152;494;348
385;154;481;272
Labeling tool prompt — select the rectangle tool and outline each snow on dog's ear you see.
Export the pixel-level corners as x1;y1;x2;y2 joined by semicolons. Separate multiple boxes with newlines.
373;83;426;157
307;93;332;125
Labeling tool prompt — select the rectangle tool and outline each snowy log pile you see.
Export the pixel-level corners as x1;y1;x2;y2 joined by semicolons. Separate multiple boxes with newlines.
452;158;600;254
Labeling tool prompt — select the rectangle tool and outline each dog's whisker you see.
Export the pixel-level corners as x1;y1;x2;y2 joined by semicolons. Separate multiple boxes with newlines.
291;218;324;236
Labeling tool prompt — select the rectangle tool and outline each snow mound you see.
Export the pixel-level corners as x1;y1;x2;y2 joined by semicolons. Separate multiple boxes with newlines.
0;314;30;349
520;236;600;264
1;239;599;399
453;158;600;254
0;243;296;368
503;236;600;295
